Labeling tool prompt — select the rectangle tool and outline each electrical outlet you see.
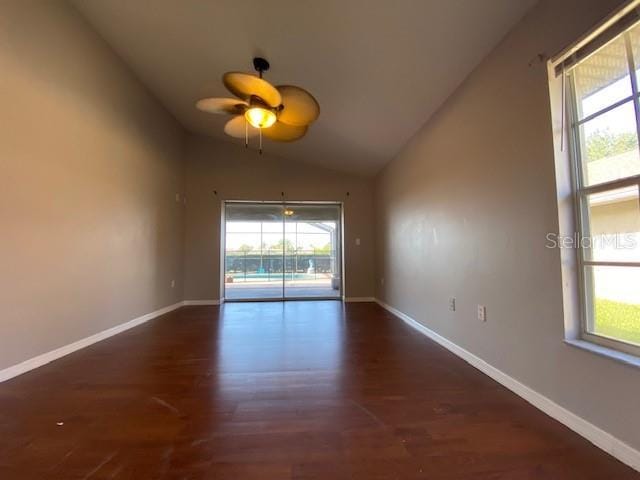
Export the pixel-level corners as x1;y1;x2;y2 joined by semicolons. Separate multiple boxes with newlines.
380;277;385;285
477;305;486;322
448;297;456;311
171;279;175;288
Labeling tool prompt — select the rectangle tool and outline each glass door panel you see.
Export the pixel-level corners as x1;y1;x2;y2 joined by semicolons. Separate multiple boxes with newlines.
283;203;342;299
224;203;284;300
224;202;342;301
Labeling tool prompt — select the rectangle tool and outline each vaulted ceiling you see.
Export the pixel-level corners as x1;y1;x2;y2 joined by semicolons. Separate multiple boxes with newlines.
72;0;535;175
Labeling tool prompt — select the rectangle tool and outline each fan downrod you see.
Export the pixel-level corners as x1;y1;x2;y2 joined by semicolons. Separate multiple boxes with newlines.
253;57;270;78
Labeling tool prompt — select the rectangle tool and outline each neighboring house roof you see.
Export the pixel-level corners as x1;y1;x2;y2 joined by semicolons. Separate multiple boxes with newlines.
587;150;639;206
587;149;639;185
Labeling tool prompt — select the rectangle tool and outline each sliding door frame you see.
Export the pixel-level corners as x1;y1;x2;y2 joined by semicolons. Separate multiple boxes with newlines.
221;200;345;302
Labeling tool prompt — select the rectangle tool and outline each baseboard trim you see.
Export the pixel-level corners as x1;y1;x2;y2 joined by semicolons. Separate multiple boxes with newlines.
0;299;226;384
0;301;184;384
182;299;222;306
344;297;376;303
374;298;640;472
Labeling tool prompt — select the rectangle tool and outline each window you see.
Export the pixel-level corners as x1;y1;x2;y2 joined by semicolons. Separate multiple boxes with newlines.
565;21;640;356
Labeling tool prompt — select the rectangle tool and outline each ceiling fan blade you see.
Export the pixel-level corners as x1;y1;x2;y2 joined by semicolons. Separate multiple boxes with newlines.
223;72;282;108
262;121;308;142
196;97;247;115
276;85;320;126
224;116;258;139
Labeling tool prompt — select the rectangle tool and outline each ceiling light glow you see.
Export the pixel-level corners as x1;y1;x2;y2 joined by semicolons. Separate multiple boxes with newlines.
245;107;276;129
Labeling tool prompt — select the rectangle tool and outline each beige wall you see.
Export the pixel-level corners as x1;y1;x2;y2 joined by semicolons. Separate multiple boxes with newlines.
375;0;640;452
591;200;640;235
0;1;185;370
183;135;375;300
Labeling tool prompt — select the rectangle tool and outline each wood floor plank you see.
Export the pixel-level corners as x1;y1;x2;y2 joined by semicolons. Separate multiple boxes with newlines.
0;301;637;479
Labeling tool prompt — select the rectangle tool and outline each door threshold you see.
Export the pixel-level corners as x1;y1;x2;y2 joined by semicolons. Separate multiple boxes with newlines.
224;297;342;303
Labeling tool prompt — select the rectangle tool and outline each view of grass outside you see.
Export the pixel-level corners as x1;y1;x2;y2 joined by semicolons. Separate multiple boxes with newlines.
595;299;640;346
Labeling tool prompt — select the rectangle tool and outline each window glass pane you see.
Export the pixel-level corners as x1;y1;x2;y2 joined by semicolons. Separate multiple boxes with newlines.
226;231;261;250
627;22;640;86
583;186;640;262
579;101;640;186
585;265;640;346
573;34;632;119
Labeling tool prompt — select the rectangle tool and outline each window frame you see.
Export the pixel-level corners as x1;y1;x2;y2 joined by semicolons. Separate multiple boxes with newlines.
566;28;640;358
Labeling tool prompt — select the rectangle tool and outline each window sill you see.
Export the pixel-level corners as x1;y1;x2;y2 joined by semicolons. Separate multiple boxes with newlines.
565;339;640;369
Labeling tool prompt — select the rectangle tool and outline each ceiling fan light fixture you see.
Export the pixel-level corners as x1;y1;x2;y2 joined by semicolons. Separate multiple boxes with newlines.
245;107;276;129
197;57;319;149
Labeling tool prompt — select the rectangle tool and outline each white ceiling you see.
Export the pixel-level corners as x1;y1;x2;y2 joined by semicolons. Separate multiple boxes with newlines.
72;0;535;175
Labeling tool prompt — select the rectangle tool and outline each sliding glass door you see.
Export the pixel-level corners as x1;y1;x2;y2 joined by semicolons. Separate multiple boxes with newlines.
224;202;342;301
224;203;284;300
283;203;342;299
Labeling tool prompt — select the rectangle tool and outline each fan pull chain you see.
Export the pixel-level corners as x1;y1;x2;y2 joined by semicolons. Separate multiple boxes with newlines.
245;120;248;148
259;128;263;155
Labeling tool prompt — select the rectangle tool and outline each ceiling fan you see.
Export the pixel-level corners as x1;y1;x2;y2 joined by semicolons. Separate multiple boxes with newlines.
196;57;319;153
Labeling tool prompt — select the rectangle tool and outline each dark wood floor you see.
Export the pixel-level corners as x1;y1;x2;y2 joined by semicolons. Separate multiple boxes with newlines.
0;301;637;479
